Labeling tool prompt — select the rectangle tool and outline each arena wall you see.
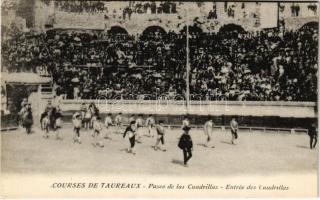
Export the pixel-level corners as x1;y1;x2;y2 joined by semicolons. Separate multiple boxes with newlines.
59;100;316;118
54;100;317;129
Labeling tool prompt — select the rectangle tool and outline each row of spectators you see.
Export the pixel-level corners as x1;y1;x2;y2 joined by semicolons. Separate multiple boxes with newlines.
2;25;318;101
55;1;105;13
132;2;177;14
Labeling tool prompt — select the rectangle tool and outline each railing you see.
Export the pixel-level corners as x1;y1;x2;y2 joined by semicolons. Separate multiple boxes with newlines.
60;99;316;105
59;99;317;118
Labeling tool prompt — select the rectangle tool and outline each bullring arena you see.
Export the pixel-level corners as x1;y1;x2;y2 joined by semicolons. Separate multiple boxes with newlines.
1;101;318;176
0;0;318;198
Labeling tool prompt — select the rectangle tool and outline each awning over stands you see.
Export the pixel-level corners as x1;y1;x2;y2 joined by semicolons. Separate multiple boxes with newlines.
1;72;51;85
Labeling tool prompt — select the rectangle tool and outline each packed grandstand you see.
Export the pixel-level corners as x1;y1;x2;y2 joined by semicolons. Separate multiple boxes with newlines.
1;1;318;102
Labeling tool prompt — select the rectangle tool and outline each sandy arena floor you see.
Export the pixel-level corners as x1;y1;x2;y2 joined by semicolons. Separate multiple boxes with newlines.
1;125;318;177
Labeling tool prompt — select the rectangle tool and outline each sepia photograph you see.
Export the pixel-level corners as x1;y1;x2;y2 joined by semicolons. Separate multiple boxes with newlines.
0;0;318;198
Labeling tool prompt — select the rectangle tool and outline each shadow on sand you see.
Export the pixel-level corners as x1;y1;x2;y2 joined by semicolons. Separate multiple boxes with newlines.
296;145;310;149
171;159;184;166
197;143;207;147
220;141;234;145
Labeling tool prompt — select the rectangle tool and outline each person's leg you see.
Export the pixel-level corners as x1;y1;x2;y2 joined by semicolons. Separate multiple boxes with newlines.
204;129;208;147
313;136;317;148
97;131;104;147
160;135;166;151
186;148;192;163
73;127;77;142
43;125;47;138
128;138;132;153
118;123;122;134
130;137;136;154
81;112;85;127
183;149;187;165
77;128;81;143
231;130;235;144
139;127;142;141
55;127;59;139
92;128;96;138
149;125;153;137
87;120;90;130
105;127;110;139
154;135;160;150
310;136;314;149
116;123;120;134
58;128;62;140
93;130;98;145
40;118;43;130
45;125;49;138
209;131;215;148
206;134;210;147
136;128;142;143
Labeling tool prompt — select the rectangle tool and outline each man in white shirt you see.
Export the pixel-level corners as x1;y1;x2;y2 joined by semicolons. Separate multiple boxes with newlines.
104;113;113;139
145;114;155;137
204;117;215;148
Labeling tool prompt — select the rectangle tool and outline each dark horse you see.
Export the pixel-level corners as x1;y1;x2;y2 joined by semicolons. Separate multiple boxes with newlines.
22;108;33;134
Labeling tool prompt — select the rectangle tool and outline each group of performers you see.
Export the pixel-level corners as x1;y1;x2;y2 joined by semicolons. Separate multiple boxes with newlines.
19;100;317;167
40;100;63;140
68;104;240;166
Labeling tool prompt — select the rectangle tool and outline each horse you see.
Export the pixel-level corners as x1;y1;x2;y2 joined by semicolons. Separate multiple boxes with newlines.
22;108;33;134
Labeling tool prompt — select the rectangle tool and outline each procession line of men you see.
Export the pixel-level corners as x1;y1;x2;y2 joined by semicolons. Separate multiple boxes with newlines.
30;101;241;166
20;100;316;167
68;110;240;166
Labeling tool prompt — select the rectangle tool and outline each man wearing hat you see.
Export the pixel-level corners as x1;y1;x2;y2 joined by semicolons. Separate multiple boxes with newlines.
45;100;53;113
19;103;28;127
154;120;166;151
21;98;28;108
308;121;318;149
135;114;144;143
123;121;137;155
72;112;82;144
115;112;123;134
181;115;190;130
230;118;238;145
178;126;193;166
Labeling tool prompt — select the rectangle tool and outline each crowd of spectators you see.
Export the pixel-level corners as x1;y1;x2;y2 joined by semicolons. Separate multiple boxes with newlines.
2;24;318;101
189;26;318;101
55;1;105;13
2;28;186;100
131;2;177;14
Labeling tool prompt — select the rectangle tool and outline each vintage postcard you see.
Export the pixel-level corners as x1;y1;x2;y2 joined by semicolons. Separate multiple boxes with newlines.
0;0;318;198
